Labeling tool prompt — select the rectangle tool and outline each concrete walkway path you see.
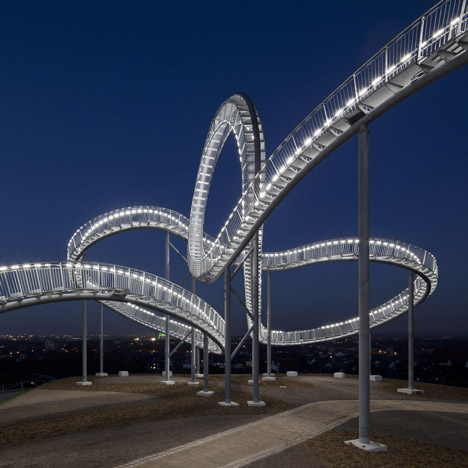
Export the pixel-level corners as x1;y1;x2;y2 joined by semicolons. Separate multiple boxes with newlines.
116;399;468;468
0;389;155;425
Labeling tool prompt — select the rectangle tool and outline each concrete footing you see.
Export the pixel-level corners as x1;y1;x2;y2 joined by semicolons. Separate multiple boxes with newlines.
217;401;240;407
262;376;276;381
334;372;346;378
286;371;298;377
160;380;175;385
370;375;382;382
76;381;92;386
187;381;200;386
197;390;214;397
95;372;108;377
118;371;129;377
161;371;173;377
345;439;387;452
247;400;266;407
397;387;425;395
195;373;203;378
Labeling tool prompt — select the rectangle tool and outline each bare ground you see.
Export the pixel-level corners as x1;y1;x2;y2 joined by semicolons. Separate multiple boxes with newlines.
0;374;467;468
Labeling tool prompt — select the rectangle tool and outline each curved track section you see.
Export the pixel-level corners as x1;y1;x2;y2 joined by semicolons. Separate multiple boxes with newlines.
188;0;468;284
68;207;194;261
67;206;219;350
3;1;460;352
66;206;438;346
0;262;224;353
188;93;265;281
258;237;438;345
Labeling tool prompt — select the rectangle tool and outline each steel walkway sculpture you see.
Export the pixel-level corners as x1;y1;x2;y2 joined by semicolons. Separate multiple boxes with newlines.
2;0;467;351
0;0;467;449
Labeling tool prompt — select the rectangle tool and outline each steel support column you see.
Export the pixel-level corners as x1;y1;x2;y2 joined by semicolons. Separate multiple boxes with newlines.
188;276;199;386
397;273;423;395
267;271;272;375
77;253;91;386
408;272;415;389
263;270;275;381
218;267;238;406
196;347;201;377
161;230;174;385
346;123;386;451
82;300;88;381
358;123;371;445
248;233;265;406
76;298;91;386
197;333;214;396
95;302;108;377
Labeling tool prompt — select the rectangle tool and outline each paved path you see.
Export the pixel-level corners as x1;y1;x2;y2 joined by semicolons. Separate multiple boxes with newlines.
116;399;468;468
0;389;155;425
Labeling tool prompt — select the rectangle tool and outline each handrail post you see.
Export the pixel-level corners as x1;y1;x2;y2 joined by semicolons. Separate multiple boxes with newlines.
417;16;426;63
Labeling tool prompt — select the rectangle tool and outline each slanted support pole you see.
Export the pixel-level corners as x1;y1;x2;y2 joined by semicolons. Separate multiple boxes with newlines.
197;333;214;397
248;233;265;407
263;270;275;381
188;276;199;386
218;266;239;406
161;230;175;385
397;272;424;395
345;123;386;452
95;302;108;377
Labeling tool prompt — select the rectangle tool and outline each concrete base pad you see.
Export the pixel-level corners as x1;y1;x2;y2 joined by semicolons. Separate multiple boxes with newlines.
197;390;214;397
160;380;175;385
76;381;92;386
334;372;346;379
370;375;382;382
397;387;425;395
95;372;108;377
286;371;298;377
248;379;260;385
247;400;266;407
195;373;204;378
187;381;200;386
345;439;387;452
262;376;276;381
263;372;276;376
217;401;240;407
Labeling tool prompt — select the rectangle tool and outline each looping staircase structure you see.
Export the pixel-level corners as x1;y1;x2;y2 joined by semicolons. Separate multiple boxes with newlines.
2;0;468;354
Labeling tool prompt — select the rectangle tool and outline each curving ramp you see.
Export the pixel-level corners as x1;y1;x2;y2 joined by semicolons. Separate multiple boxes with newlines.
186;0;468;284
2;0;466;352
0;262;224;353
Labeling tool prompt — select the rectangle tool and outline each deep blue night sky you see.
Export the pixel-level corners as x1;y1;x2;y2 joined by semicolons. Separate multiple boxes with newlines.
0;0;467;337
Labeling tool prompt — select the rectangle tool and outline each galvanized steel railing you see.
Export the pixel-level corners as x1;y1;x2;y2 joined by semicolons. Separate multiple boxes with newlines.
0;261;225;351
191;0;467;280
